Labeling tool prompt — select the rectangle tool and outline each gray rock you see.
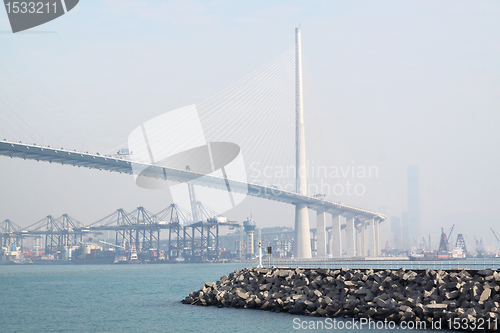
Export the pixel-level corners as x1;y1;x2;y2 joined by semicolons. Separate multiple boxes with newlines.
205;281;216;289
236;289;249;300
426;303;448;310
182;297;193;304
377;293;391;301
464;308;476;316
292;294;307;301
445;290;460;300
480;287;492;302
259;300;269;310
478;269;493;276
376;298;388;308
354;288;370;295
277;269;291;278
303;300;316;311
487;312;500;319
316;308;327;316
272;292;285;299
398;305;411;312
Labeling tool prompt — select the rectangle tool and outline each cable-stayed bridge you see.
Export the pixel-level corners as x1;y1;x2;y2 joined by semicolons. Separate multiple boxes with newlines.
0;137;385;258
0;28;385;259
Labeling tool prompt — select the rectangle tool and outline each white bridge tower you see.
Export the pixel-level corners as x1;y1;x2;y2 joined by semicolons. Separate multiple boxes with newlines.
294;26;312;259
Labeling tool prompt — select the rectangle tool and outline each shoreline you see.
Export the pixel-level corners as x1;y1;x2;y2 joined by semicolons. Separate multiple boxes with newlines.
182;267;500;331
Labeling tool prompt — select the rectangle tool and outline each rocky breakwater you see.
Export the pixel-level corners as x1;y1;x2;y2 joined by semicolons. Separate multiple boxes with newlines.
182;267;500;330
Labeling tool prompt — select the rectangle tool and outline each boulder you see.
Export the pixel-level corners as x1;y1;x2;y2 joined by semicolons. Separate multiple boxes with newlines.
426;303;448;311
480;287;492;303
236;289;249;300
376;298;388;308
478;270;494;277
445;290;460;300
205;281;216;289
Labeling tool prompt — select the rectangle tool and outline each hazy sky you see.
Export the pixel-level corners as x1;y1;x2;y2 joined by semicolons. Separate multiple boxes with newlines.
0;1;499;250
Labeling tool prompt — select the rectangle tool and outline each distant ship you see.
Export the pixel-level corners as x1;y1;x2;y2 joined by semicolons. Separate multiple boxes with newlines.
73;257;115;265
1;243;32;265
32;255;74;265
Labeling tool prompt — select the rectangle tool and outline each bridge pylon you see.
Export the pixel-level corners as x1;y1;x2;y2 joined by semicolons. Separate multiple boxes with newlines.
294;26;312;259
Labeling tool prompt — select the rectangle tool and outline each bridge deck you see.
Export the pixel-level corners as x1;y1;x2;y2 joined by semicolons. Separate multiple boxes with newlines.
0;140;385;221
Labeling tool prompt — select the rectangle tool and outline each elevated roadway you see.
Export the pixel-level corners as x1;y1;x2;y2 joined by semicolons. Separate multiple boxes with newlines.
0;140;386;258
0;140;385;221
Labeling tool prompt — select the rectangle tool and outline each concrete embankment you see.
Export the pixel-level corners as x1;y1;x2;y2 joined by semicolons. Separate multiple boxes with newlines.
182;267;500;330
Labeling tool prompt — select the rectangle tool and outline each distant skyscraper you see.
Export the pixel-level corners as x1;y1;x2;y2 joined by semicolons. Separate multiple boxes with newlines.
407;166;421;247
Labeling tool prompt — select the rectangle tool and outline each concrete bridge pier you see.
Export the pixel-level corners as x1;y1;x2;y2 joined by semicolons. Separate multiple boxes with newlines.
316;209;327;257
331;214;342;257
294;203;312;258
368;218;376;257
375;219;381;256
310;229;317;253
356;222;362;257
345;216;356;257
356;220;367;257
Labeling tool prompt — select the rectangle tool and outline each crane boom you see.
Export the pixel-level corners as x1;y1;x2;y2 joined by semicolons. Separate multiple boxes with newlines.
491;228;500;243
447;225;455;246
99;240;125;249
422;237;427;251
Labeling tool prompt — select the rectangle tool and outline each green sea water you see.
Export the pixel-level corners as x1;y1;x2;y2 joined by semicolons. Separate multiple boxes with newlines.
0;263;452;332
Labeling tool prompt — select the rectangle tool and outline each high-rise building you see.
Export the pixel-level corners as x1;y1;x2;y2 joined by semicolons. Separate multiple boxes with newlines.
407;165;421;247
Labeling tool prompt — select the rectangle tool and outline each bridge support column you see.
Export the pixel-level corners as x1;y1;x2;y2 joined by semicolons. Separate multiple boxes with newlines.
294;203;312;258
331;214;342;257
375;220;381;256
356;223;361;257
357;221;366;257
345;217;355;257
326;229;331;255
316;210;327;257
311;230;317;253
368;218;376;257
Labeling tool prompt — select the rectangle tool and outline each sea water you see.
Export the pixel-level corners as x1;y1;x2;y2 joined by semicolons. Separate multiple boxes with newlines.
0;263;453;332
